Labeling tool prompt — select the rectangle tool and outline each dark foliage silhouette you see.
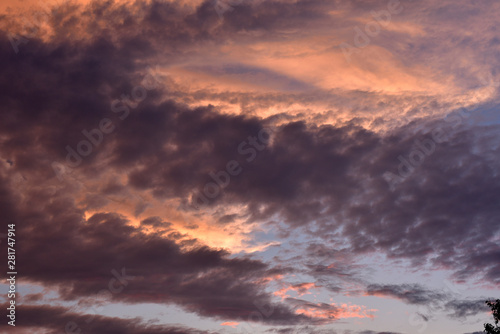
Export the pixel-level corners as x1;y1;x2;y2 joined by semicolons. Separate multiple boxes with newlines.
484;299;500;334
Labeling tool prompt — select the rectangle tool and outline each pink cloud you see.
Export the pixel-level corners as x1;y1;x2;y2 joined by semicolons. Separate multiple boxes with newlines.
295;302;377;321
274;282;319;299
221;321;239;328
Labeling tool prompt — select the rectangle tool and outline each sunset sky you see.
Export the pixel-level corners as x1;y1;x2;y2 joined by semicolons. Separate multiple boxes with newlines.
0;0;499;333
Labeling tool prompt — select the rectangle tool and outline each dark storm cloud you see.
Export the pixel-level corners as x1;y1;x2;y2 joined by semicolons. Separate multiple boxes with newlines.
0;303;215;334
0;117;307;326
2;10;500;289
201;119;500;285
177;117;499;285
1;1;500;289
0;1;324;325
2;150;316;329
3;191;306;325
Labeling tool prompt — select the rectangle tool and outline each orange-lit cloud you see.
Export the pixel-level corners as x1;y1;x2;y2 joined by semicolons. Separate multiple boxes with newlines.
221;321;239;328
274;282;319;299
295;302;377;321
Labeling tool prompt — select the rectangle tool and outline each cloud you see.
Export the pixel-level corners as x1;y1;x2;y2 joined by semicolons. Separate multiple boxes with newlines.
220;321;239;328
8;201;307;324
365;283;491;319
1;0;500;333
1;16;499;286
445;299;490;318
358;331;403;334
266;327;340;334
1;18;499;289
0;303;215;334
365;284;447;305
287;298;377;323
274;283;319;300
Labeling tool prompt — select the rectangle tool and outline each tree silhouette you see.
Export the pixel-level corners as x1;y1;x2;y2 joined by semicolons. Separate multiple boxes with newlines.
484;299;500;334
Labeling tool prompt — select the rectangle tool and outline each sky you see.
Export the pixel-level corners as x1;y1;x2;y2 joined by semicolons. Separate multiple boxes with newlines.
0;0;499;333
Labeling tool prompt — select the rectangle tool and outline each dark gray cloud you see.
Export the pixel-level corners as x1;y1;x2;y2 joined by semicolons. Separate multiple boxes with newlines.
1;8;500;287
0;153;309;326
179;118;500;285
365;284;447;305
445;299;490;318
365;284;491;319
0;303;216;334
3;192;306;324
